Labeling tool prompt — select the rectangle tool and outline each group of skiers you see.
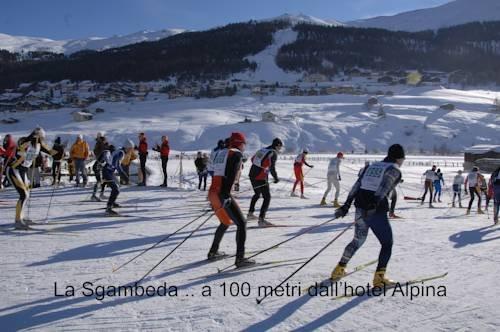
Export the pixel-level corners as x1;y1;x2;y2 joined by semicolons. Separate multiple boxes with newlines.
0;129;174;229
420;164;498;216
2;128;500;280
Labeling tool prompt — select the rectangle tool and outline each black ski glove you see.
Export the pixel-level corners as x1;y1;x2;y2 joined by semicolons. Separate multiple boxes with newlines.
334;204;349;218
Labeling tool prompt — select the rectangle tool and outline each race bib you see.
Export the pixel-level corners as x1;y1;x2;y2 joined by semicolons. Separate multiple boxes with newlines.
360;162;392;192
213;149;229;177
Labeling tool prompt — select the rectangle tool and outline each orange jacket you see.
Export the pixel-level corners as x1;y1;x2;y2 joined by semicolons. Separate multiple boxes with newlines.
70;140;89;160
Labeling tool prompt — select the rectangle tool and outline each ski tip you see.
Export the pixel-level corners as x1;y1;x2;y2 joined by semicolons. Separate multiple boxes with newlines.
256;298;262;305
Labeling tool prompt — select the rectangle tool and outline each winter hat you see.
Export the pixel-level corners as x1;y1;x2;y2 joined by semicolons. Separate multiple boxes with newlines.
32;127;46;139
337;152;344;158
55;137;61;144
388;144;405;160
272;138;283;148
124;139;134;149
230;132;246;146
303;148;309;154
217;139;225;148
77;134;83;140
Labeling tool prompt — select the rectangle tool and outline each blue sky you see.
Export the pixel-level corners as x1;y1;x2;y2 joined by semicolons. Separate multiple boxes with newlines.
0;0;451;39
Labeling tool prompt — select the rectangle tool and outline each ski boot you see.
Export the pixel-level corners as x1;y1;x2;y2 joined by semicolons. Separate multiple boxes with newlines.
258;218;274;227
22;218;35;225
106;208;119;216
438;198;442;203
290;192;298;197
429;203;434;208
207;251;227;261
330;263;346;281
246;212;258;221
388;212;401;219
452;202;455;208
300;194;308;199
494;217;499;225
90;194;101;202
320;197;327;206
235;257;256;268
373;269;396;287
477;208;485;215
459;203;463;208
466;209;471;215
14;220;31;230
112;203;121;208
99;193;108;200
333;199;341;208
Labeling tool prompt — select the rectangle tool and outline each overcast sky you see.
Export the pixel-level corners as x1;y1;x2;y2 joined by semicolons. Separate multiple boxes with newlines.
0;0;451;39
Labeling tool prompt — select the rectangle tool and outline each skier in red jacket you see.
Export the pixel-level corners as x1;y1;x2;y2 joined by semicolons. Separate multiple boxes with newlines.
291;148;313;199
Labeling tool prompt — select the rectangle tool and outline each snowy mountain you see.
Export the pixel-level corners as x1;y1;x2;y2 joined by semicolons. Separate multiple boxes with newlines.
262;13;343;27
0;28;185;54
349;0;500;32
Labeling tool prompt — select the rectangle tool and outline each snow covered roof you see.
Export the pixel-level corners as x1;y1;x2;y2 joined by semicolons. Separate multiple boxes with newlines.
464;145;500;154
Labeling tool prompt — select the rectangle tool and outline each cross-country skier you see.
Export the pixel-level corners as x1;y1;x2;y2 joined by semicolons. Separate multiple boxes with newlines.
465;166;485;215
452;170;465;208
331;144;405;287
491;166;500;224
247;138;283;227
99;140;134;215
291;149;313;199
90;133;109;201
433;168;445;202
153;135;170;187
321;152;344;207
5;128;57;229
421;165;437;207
207;132;255;268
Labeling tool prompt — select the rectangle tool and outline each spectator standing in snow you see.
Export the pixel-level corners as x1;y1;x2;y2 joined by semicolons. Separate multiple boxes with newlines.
70;134;89;187
153;135;170;187
194;151;209;190
137;133;148;186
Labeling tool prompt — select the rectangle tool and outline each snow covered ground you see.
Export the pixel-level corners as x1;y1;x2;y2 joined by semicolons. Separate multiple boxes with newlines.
1;155;499;331
1;86;498;154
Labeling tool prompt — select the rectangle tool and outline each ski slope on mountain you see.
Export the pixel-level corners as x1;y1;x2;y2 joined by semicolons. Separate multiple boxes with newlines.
0;86;498;154
0;155;498;330
0;29;185;54
350;0;500;32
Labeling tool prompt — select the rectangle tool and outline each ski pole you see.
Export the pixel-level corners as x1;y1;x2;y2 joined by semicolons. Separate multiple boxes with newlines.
256;221;354;304
136;211;214;284
113;209;212;273
44;160;62;223
26;136;40;220
217;215;339;274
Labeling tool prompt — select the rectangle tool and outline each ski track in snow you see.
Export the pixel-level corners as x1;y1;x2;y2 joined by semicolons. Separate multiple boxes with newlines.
0;156;499;331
